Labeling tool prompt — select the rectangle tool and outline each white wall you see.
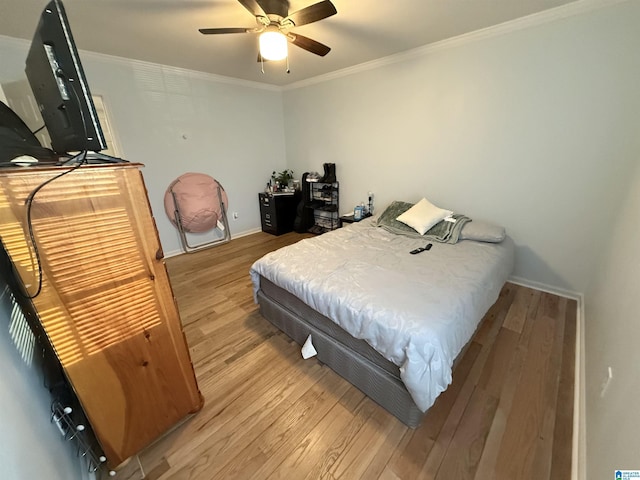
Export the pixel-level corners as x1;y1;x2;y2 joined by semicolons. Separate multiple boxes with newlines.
0;36;286;256
84;56;287;256
0;281;85;480
282;1;640;295
584;158;640;477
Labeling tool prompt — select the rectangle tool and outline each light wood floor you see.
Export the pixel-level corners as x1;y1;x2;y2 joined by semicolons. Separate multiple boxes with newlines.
114;231;576;480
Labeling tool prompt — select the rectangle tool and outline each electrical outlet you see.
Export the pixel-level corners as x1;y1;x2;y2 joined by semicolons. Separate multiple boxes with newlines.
600;366;613;398
232;212;239;220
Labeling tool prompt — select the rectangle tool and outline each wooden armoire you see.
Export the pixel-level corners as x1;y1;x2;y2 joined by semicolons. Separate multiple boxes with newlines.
0;163;203;468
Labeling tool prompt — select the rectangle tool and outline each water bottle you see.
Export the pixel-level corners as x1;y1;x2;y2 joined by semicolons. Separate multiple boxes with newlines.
354;203;363;221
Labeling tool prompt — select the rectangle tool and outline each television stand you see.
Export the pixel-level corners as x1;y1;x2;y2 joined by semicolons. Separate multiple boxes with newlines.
60;151;128;165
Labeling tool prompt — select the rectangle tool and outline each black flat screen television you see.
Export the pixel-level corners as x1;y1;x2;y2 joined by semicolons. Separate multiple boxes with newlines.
25;0;107;156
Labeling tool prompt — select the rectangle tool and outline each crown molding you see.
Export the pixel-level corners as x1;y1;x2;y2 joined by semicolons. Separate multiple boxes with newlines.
81;50;282;92
283;0;629;91
0;34;281;92
2;0;629;92
0;34;29;49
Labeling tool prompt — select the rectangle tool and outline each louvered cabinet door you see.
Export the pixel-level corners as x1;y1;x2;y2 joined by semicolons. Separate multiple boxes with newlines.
0;164;203;467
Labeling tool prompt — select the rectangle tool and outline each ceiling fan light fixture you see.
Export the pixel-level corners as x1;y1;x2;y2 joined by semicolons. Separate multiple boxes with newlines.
259;30;288;61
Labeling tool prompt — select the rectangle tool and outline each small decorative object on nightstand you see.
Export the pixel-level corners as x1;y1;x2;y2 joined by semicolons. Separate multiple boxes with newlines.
269;169;294;193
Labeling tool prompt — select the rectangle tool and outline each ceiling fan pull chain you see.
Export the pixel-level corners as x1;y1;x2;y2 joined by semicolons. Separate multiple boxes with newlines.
261;56;265;74
286;55;290;74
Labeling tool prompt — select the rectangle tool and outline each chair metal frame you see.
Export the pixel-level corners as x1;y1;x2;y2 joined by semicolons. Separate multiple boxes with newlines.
170;185;230;253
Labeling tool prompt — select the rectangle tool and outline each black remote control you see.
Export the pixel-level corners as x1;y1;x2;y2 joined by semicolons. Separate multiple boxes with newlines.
410;243;433;254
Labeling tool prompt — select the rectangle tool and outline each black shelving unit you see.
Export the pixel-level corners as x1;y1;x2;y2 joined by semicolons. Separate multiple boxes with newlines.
306;181;339;234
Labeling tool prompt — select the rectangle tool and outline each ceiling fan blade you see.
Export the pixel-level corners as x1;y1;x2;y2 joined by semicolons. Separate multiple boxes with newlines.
255;0;288;18
237;0;266;17
289;33;331;56
199;27;251;35
284;1;337;27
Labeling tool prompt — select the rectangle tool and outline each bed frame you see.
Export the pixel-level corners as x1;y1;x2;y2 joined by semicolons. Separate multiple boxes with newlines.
256;276;424;428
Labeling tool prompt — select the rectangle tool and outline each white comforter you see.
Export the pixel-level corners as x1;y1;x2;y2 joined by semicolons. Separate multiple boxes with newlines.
250;218;515;411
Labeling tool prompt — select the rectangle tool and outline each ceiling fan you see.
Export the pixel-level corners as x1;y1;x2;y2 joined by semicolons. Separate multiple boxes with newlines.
199;0;337;61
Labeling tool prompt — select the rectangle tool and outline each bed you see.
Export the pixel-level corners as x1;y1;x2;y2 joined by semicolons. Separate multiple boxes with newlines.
250;202;515;427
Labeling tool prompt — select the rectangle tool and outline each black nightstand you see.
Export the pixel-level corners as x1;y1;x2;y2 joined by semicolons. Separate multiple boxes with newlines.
339;213;371;227
259;192;300;235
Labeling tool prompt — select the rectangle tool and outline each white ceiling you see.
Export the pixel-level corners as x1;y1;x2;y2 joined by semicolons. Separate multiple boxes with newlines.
0;0;579;86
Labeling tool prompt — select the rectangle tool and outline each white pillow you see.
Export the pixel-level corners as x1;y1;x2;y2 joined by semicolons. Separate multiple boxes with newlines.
396;197;452;235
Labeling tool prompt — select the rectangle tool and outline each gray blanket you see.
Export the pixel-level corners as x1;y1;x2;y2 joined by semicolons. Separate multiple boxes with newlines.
373;201;471;243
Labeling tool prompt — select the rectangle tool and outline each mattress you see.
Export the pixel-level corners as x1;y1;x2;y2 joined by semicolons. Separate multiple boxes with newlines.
250;217;515;412
256;279;424;426
260;276;400;378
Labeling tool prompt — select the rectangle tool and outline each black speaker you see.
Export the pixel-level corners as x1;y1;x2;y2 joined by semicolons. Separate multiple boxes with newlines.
0;100;41;147
294;172;315;233
0;100;55;163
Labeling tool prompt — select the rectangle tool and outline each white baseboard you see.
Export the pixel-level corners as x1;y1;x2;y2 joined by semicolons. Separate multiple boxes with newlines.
508;275;581;301
163;227;263;259
232;227;262;239
576;296;587;480
508;275;585;480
